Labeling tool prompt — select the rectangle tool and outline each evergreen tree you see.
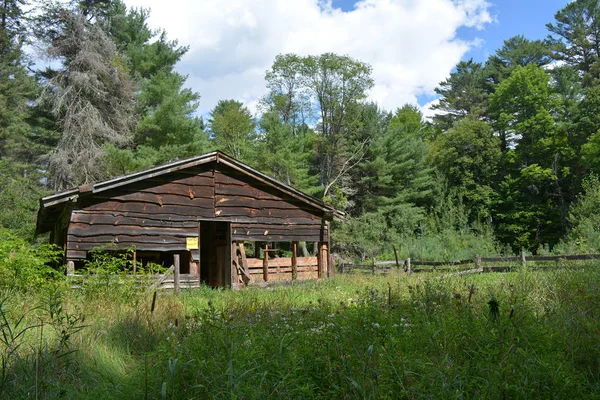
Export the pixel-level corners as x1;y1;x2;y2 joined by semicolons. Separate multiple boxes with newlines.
432;59;488;131
38;5;135;189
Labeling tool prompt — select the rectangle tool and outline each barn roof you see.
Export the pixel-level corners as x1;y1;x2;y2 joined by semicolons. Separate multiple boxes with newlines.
36;151;342;235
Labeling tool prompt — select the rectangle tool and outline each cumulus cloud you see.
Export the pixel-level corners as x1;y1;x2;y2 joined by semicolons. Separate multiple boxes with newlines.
123;0;493;116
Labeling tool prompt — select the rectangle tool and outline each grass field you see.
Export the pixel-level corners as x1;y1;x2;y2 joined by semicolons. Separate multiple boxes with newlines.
1;266;599;399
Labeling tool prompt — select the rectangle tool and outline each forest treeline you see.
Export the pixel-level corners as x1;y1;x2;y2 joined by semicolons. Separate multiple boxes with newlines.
2;0;600;260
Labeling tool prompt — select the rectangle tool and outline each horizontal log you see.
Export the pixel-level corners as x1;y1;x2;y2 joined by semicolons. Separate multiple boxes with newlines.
247;257;317;268
480;256;521;262
113;181;214;198
68;224;197;238
68;235;186;247
85;202;216;218
249;266;318;275
214;183;281;200
89;194;214;209
66;250;87;259
215;207;320;219
68;242;187;252
71;212;199;228
216;196;299;210
411;259;473;266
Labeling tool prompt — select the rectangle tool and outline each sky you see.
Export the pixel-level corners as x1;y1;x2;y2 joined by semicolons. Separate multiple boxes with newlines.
121;0;570;118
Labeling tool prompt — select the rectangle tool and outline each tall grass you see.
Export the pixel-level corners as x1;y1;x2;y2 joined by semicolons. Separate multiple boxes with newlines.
0;266;598;399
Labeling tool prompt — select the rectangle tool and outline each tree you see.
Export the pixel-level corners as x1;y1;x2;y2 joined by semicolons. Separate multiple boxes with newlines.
485;35;553;87
209;100;255;162
488;64;562;160
302;53;374;200
432;59;488;131
358;105;436;237
433;117;501;221
105;1;207;163
40;8;135;190
547;0;600;85
565;174;600;252
262;53;310;130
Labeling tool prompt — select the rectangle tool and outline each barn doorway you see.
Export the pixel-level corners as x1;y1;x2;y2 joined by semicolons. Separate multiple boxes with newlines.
199;221;231;287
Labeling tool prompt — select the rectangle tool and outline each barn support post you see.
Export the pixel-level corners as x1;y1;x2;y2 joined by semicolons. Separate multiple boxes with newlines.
174;254;180;296
263;243;269;282
291;241;298;280
133;251;137;274
326;221;333;277
66;260;75;276
231;242;240;289
317;242;327;279
238;241;251;285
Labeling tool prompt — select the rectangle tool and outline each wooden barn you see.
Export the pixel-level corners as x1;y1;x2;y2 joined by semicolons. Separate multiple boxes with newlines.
36;151;340;288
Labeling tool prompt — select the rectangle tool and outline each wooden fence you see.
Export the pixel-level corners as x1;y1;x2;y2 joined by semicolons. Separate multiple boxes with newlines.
339;253;600;275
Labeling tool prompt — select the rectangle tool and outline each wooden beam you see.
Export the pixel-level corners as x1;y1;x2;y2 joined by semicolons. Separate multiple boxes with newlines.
317;242;325;278
263;243;269;282
133;251;137;274
238;241;251;285
231;242;240;287
174;254;180;296
291;241;298;280
66;260;75;276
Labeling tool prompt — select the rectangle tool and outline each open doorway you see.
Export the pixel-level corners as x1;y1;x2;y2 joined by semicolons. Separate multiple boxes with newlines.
199;221;231;287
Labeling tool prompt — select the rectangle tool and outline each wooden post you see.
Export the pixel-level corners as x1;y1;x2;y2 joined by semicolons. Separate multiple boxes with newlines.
392;244;400;270
231;242;239;288
174;254;180;296
317;242;328;279
326;221;333;277
475;254;482;271
263;243;269;282
521;250;526;268
291;241;298;280
133;251;137;274
66;260;75;276
406;257;411;275
372;256;376;275
238;241;250;285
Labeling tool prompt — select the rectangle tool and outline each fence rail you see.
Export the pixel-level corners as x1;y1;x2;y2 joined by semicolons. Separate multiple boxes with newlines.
339;253;600;275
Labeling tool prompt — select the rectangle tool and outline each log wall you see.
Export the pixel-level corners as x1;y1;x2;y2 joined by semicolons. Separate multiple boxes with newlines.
65;162;327;260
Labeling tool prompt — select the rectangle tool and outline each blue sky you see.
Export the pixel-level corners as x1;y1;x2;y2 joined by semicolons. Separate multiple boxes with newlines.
331;0;569;106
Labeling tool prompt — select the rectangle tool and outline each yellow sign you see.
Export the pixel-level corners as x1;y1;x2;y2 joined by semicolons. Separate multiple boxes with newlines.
186;237;199;250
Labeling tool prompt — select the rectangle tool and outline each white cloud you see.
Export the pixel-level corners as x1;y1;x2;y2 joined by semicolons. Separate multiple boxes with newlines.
123;0;493;116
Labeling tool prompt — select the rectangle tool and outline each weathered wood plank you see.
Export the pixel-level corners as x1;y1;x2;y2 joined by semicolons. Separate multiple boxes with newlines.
68;224;197;237
247;256;317;268
67;235;186;247
71;212;200;228
85;202;216;218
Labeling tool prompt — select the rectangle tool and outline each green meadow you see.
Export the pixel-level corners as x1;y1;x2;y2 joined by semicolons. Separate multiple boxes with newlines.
0;266;598;399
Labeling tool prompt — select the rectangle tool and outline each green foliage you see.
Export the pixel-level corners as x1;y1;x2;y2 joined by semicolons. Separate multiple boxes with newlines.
547;0;600;84
0;228;61;290
1;269;597;398
255;111;318;192
209;100;256;162
432;59;488;130
563;174;600;252
433;117;500;221
485;35;553;87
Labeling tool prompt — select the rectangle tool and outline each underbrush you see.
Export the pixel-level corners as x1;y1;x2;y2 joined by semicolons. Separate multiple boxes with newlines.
0;267;598;399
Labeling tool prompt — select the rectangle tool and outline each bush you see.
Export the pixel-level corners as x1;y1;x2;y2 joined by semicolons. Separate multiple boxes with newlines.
0;228;62;290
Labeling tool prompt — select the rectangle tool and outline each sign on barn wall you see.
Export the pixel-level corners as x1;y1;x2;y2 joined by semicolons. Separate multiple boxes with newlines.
186;237;199;249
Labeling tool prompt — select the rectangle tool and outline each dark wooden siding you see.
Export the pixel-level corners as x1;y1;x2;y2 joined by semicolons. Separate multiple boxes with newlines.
214;166;327;242
65;162;327;259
